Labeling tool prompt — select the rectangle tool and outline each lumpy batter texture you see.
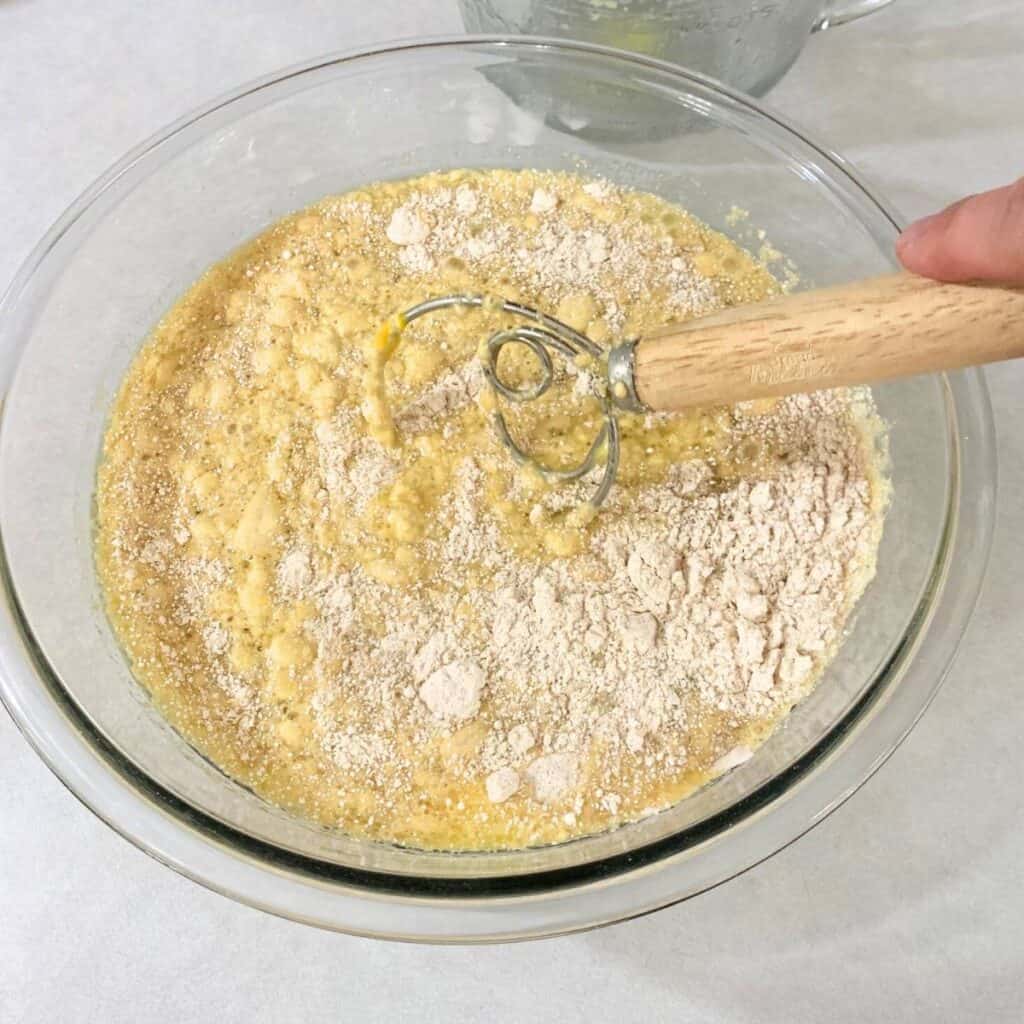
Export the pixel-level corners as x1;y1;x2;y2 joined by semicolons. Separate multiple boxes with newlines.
96;169;885;850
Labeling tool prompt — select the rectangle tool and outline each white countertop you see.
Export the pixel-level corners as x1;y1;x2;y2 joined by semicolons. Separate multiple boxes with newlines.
3;1;1023;1019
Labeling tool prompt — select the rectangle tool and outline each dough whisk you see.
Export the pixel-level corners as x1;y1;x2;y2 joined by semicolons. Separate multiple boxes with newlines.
382;271;1024;513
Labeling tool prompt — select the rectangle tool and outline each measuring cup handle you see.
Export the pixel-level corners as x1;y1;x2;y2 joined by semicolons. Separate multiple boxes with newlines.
814;0;895;31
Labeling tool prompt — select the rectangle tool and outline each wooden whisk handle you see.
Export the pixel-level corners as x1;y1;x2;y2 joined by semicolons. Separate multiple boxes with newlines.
630;270;1024;412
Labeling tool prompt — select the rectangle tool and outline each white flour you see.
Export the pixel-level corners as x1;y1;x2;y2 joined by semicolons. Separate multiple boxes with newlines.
294;389;882;816
373;179;718;332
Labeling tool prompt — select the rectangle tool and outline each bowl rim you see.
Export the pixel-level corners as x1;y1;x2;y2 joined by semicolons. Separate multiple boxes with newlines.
0;34;997;942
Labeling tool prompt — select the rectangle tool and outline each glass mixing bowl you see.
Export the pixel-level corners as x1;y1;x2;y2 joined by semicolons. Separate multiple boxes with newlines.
0;38;995;942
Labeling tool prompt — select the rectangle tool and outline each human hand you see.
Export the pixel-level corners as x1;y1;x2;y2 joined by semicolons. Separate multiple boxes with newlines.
896;178;1024;285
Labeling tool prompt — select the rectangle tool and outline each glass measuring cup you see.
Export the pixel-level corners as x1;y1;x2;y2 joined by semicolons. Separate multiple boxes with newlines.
459;0;895;95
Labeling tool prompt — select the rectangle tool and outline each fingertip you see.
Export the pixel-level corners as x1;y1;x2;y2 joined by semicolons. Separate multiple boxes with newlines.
896;214;935;253
895;205;973;281
895;216;938;275
896;186;1024;284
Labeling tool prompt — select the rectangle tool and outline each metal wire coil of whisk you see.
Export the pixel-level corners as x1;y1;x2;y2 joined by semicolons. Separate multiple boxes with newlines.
399;294;621;509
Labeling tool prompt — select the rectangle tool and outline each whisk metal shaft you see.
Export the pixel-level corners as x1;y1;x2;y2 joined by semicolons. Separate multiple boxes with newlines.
399;293;628;510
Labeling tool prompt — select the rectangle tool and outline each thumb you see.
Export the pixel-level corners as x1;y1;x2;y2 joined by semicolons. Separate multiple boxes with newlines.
896;178;1024;284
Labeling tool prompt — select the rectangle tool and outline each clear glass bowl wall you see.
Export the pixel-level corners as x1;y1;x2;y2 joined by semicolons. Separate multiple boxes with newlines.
0;39;994;941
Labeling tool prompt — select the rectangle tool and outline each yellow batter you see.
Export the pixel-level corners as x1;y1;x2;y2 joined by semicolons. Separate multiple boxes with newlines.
95;169;884;850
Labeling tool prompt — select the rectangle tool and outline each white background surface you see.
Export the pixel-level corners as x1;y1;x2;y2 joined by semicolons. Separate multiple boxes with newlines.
2;1;1022;1020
